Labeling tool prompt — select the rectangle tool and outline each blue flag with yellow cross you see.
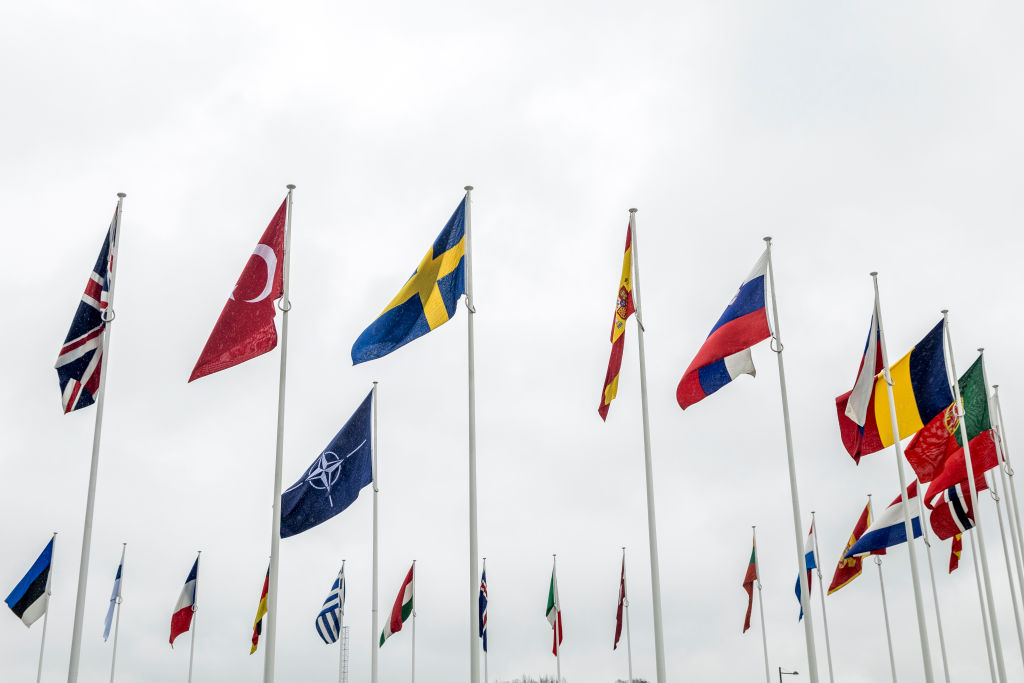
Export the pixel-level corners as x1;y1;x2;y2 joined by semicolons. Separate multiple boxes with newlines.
351;198;467;364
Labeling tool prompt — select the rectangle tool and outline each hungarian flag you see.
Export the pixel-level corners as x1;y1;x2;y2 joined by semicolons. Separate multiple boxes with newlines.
614;554;627;648
546;565;563;655
742;536;757;633
598;225;635;420
950;534;963;573
380;564;414;647
250;567;269;654
189;198;287;382
828;502;875;595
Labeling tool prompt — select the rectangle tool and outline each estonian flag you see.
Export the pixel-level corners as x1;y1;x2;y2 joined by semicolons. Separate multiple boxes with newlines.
5;537;54;627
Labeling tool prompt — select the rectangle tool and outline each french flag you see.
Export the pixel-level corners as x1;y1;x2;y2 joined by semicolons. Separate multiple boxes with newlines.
794;523;817;621
846;482;922;557
169;556;199;647
676;250;771;409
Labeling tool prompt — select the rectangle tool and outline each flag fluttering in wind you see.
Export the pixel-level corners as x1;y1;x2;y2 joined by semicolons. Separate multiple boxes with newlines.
741;536;758;633
250;567;269;654
929;482;978;540
169;556;199;647
546;564;563;655
316;566;346;645
479;564;488;653
281;391;373;538
380;564;414;647
950;534;963;573
615;555;628;646
189;199;287;382
845;483;923;557
925;432;998;506
55;208;119;413
352;198;467;364
598;225;636;420
828;502;874;595
677;250;770;409
4;538;54;627
794;523;817;621
103;547;125;641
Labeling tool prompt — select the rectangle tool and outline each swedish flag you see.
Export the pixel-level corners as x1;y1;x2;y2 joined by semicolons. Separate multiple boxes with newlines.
352;198;467;363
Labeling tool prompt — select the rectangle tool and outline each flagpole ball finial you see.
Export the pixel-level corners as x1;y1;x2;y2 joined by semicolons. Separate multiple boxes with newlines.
870;271;878;277
287;184;296;190
117;192;126;198
762;236;772;242
464;185;473;192
629;208;637;214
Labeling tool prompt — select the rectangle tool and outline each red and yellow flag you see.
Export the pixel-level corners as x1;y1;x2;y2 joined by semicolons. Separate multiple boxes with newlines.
828;502;875;594
950;533;963;573
250;567;269;654
598;226;635;421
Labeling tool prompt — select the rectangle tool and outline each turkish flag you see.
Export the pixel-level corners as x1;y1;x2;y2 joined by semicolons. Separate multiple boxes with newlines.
189;199;287;382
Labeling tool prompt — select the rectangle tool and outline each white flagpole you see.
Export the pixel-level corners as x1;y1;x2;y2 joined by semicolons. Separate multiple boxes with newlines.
553;555;561;683
763;237;819;683
38;532;57;683
970;530;998;683
873;555;898;683
187;551;200;683
993;387;1024;581
263;184;295;683
464;185;482;683
810;513;834;683
871;273;934;682
482;557;488;683
627;209;667;683
752;526;771;683
372;382;380;683
941;312;1007;682
67;192;125;683
916;492;952;683
338;559;346;683
621;548;634;683
411;560;417;683
988;472;1024;667
109;543;126;683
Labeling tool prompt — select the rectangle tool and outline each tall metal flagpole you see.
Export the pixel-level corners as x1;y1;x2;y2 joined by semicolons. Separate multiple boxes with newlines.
869;497;898;683
263;184;295;683
970;530;998;683
993;387;1024;581
752;526;771;683
988;473;1024;667
68;192;125;683
411;560;417;683
627;208;667;683
621;547;634;683
339;560;346;683
871;273;934;682
109;543;126;683
372;382;380;683
810;513;834;683
482;557;488;683
941;312;1007;682
464;185;482;683
38;532;57;683
763;237;819;683
553;554;561;683
188;551;200;683
916;492;951;683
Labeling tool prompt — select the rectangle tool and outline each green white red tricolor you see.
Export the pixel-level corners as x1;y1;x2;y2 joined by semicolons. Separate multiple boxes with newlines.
380;563;414;647
546;566;562;655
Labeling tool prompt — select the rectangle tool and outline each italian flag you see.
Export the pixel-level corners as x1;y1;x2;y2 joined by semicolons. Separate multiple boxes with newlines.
546;566;563;655
380;563;415;647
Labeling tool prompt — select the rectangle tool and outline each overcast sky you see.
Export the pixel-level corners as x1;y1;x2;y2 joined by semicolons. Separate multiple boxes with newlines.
3;2;1024;682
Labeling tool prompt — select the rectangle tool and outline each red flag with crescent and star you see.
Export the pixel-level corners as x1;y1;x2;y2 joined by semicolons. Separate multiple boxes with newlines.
189;198;287;382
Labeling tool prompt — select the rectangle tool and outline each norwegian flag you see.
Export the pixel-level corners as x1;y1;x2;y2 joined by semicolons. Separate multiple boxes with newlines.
55;207;119;413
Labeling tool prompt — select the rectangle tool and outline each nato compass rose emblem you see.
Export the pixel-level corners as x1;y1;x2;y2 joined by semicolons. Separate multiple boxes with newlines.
286;440;367;507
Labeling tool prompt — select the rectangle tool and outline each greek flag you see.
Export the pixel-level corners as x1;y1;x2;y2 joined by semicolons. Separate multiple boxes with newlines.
315;565;346;644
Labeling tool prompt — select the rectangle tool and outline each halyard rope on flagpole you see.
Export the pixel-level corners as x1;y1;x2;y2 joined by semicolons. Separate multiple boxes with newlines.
338;560;345;683
969;529;998;683
992;386;1024;584
372;382;380;683
764;237;819;683
916;491;951;683
622;547;634;683
869;497;899;683
464;185;482;683
188;551;200;683
109;543;126;683
38;532;56;683
752;526;771;683
810;512;835;683
987;472;1024;669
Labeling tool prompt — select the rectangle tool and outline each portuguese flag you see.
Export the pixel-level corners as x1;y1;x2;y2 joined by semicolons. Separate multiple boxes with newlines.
742;537;757;633
380;563;415;647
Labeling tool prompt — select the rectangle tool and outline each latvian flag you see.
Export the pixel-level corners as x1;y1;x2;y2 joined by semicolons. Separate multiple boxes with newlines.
170;556;199;647
56;206;119;413
380;563;414;647
4;537;54;627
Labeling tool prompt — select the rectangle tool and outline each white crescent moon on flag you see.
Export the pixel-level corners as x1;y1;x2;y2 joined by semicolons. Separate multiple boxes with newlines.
244;244;278;303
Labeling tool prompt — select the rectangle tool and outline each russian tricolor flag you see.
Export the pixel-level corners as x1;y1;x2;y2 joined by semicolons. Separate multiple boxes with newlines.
676;250;771;410
169;556;199;647
846;482;922;557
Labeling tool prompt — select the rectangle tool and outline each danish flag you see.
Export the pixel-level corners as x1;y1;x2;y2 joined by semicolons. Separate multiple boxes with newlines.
55;207;119;413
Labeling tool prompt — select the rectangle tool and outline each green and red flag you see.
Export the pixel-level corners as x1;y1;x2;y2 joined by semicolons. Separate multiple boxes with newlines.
546;565;563;655
742;535;758;633
380;563;414;647
598;225;635;420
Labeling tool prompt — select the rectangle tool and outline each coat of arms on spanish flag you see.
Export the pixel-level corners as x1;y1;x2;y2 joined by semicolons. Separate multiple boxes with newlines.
598;225;635;420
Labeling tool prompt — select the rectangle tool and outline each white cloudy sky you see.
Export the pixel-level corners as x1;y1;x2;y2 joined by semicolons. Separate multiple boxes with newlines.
3;2;1024;682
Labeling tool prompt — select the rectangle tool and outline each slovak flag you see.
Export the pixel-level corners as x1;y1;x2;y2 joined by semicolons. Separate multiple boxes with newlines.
169;556;199;647
846;483;923;557
794;523;817;621
676;250;771;409
189;198;287;382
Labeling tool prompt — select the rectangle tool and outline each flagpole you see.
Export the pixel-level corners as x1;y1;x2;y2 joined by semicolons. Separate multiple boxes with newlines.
463;185;482;683
871;273;934;682
621;547;634;683
752;526;771;683
411;560;417;683
764;237;819;683
67;192;125;683
37;532;57;683
628;208;667;683
941;311;1007;682
969;530;998;683
553;554;561;683
263;184;295;683
869;497;898;683
993;387;1024;581
372;381;380;683
810;513;834;683
339;559;346;683
916;493;951;683
187;551;200;683
109;543;126;683
988;472;1024;667
482;557;488;683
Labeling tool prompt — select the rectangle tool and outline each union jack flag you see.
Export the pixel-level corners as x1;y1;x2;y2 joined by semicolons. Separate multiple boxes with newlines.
55;207;119;413
478;563;488;652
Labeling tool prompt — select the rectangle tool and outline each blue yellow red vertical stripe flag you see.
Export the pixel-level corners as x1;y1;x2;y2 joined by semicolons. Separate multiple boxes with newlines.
828;502;873;595
250;566;269;654
598;226;635;420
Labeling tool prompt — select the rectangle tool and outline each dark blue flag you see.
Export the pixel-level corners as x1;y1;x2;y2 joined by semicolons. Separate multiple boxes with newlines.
281;392;373;538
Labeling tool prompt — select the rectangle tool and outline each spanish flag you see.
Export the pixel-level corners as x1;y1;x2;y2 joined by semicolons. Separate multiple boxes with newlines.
250;567;269;654
598;225;635;420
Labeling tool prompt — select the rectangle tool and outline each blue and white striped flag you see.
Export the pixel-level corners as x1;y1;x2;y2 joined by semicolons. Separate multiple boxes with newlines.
103;546;125;641
315;565;346;644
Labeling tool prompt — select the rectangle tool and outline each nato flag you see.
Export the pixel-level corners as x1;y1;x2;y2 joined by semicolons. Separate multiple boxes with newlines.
281;391;373;538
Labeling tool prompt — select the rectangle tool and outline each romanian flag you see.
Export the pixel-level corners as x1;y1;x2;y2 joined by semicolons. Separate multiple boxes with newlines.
352;198;467;364
828;502;874;595
741;535;757;633
598;225;635;420
836;320;953;462
950;534;963;573
250;567;269;654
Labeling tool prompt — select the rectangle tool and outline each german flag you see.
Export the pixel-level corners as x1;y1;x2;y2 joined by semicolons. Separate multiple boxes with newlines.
250;567;269;654
598;225;635;420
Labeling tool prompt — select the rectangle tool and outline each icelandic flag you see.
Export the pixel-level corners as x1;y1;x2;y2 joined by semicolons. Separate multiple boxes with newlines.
5;538;54;627
281;392;373;538
315;565;346;645
676;250;771;409
103;547;125;641
846;482;923;557
169;556;199;647
794;523;817;621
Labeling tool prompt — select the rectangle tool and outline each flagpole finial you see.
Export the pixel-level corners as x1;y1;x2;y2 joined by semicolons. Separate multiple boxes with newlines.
763;236;772;244
978;347;985;354
117;192;126;198
941;309;948;315
286;184;296;190
629;208;638;214
465;185;473;192
870;271;878;277
994;384;1000;390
